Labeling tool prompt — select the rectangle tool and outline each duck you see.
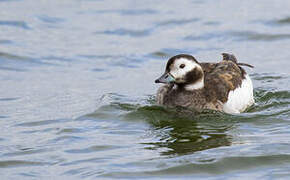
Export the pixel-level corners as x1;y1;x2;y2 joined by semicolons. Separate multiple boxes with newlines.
155;53;255;114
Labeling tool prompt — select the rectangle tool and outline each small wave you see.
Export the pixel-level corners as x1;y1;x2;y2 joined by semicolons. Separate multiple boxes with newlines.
99;154;290;178
64;145;120;154
15;118;71;127
184;31;290;42
264;17;290;26
0;97;20;101
156;18;199;27
230;31;290;41
96;28;152;37
0;51;56;71
2;148;49;157
276;17;290;24
0;51;30;61
0;39;12;44
0;160;50;168
37;15;65;24
0;20;30;30
0;66;27;72
81;9;157;16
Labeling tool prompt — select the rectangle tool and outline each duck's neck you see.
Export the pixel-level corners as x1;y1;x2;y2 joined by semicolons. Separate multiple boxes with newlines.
183;78;204;91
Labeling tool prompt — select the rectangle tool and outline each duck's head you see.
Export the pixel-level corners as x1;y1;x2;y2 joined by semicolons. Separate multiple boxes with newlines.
155;54;204;91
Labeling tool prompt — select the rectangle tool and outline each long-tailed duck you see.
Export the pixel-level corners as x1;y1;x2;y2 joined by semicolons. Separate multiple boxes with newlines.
155;53;254;113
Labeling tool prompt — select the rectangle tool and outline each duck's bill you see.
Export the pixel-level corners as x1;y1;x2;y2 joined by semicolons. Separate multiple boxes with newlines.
155;72;175;84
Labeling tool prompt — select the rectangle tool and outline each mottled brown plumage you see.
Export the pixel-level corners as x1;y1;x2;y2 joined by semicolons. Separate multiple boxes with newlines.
156;53;254;113
203;60;243;104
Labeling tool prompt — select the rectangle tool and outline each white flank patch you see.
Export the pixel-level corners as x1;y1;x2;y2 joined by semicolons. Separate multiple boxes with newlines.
223;74;255;113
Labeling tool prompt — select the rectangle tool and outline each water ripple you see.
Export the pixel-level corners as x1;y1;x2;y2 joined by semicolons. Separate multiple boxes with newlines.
0;20;30;29
185;31;290;42
0;160;50;168
0;97;20;101
277;17;290;24
96;28;152;37
2;148;49;157
156;18;199;27
15;118;72;127
37;15;65;24
60;157;109;166
230;31;290;41
0;39;13;44
0;51;30;60
64;145;120;154
0;51;56;70
0;66;26;72
83;9;157;16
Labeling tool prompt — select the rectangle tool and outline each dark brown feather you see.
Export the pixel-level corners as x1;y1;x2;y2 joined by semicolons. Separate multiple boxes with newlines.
202;61;243;104
156;53;252;112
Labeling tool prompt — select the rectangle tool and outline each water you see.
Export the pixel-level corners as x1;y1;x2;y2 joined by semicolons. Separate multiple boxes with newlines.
0;0;290;179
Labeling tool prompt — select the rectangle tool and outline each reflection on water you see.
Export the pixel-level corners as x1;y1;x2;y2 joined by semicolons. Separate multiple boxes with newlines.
121;103;234;156
84;79;290;158
82;93;233;156
143;111;233;156
82;81;290;178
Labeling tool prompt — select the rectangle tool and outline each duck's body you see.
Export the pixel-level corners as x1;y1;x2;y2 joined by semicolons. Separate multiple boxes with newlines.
155;53;254;114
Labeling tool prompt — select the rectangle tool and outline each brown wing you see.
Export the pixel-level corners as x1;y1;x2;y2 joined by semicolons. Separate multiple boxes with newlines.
203;61;244;103
200;63;217;74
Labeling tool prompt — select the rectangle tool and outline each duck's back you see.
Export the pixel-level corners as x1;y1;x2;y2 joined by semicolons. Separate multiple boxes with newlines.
202;61;254;113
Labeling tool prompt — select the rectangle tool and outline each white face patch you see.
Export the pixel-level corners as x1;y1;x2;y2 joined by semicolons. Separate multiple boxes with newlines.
169;58;202;84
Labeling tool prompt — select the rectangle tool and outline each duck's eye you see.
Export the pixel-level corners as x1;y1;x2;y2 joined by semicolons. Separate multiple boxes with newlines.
179;64;185;69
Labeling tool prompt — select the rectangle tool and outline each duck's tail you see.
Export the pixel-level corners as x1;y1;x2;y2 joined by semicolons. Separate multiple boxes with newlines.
221;53;254;68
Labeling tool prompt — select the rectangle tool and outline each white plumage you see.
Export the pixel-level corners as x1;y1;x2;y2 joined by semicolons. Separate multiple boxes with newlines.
223;74;255;113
